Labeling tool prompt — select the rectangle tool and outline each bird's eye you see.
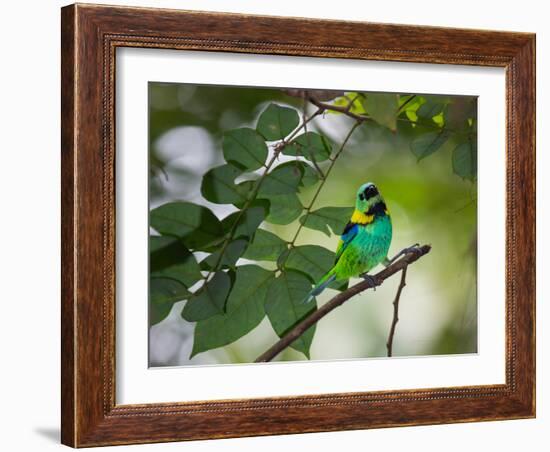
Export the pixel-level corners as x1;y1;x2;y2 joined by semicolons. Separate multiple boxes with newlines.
359;193;365;201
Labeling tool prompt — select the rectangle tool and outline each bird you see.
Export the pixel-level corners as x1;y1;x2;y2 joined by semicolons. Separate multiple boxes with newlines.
303;182;393;304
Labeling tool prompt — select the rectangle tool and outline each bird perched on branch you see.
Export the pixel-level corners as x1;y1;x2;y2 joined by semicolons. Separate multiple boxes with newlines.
303;182;393;304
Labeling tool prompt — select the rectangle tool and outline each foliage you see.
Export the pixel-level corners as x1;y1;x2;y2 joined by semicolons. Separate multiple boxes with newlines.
149;91;478;360
334;92;477;180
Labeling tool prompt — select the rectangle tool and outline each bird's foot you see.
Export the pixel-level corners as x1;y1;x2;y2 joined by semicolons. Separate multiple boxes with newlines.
383;243;421;267
361;274;379;290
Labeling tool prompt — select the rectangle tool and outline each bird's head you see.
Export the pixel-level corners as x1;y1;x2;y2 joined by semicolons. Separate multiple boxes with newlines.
355;182;384;213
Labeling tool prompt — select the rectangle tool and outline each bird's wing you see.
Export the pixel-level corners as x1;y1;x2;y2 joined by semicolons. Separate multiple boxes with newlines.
334;222;359;264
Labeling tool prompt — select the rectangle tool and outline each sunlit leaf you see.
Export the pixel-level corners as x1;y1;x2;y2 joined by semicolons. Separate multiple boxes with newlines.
223;128;268;171
256;103;299;141
432;113;445;127
243;229;288;261
265;271;317;357
181;272;231;322
330;92;366;115
191;265;275;356
299;207;354;237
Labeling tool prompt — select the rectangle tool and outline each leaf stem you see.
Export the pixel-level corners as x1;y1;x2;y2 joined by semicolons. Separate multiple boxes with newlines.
202;107;325;284
397;94;416;114
288;121;361;248
308;94;462;133
386;267;408;357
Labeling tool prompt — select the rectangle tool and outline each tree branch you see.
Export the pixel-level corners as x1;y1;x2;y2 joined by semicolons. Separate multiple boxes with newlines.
386;267;408;357
254;244;431;363
306;93;462;133
307;95;371;122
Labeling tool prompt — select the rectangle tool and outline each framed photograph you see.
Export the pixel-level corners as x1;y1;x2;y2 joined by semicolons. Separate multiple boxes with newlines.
61;3;536;447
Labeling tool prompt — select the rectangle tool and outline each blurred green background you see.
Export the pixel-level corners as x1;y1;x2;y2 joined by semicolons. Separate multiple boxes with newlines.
148;82;477;367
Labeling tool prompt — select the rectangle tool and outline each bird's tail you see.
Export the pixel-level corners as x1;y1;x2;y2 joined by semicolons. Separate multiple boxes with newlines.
302;271;337;304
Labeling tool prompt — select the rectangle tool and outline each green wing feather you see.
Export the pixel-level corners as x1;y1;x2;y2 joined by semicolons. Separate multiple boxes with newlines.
334;222;359;264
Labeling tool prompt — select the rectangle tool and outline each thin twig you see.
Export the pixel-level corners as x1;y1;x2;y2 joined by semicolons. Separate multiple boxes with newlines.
300;102;325;179
345;93;362;112
287;121;361;248
255;244;431;362
397;94;416;114
307;94;462;134
284;108;323;144
203;108;323;284
308;95;370;122
201;148;281;283
386;267;408;357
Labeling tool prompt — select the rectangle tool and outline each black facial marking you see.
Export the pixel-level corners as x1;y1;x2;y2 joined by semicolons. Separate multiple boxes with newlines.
358;193;365;201
367;201;387;217
363;184;379;200
342;221;355;235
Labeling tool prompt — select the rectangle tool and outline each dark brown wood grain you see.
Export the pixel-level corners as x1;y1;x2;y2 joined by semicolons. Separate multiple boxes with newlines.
60;5;76;446
61;3;536;447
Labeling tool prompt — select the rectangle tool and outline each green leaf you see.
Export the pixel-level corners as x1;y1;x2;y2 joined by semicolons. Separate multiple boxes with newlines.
181;272;231;322
150;202;223;250
283;245;335;283
400;95;424;122
243;229;288;261
300;163;320;188
417;97;447;120
452;140;477;181
265;271;317;357
191;265;275;356
299;207;354;237
223;128;268;171
410;130;451;160
232;181;261;209
201;239;248;270
362;93;399;131
259;162;304;196
256;103;299;141
261;193;303;225
201;164;251;205
331;92;366;115
221;204;267;239
150;278;190;325
150;236;203;287
283;132;331;162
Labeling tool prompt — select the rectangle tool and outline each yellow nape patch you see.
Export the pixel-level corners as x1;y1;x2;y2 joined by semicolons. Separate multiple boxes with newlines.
351;209;374;225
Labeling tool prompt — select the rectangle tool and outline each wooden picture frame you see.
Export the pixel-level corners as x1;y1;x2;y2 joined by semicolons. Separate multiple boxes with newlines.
61;3;536;447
